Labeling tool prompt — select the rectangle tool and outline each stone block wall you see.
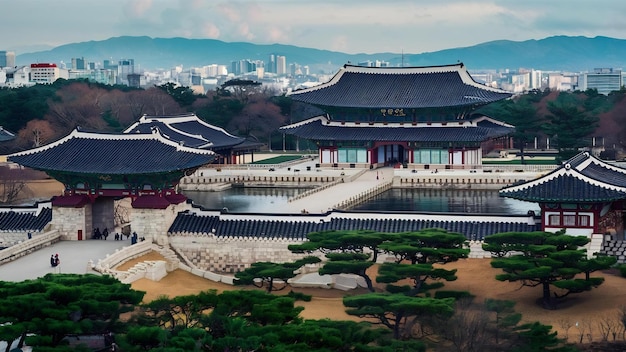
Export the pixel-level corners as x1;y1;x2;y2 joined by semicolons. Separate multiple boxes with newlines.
51;205;92;240
0;231;40;247
131;203;188;246
169;235;306;273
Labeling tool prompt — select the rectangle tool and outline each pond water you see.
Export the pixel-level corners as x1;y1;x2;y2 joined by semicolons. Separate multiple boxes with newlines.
183;187;313;213
183;187;540;215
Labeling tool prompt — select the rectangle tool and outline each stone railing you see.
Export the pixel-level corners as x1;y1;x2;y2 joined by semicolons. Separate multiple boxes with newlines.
0;230;61;264
288;178;343;202
92;240;155;273
333;180;393;210
180;174;341;187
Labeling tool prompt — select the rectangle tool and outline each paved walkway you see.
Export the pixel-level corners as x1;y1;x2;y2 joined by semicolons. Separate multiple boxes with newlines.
275;167;394;213
0;239;127;282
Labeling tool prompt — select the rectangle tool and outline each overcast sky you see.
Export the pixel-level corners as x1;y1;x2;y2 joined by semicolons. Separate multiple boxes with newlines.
3;0;626;54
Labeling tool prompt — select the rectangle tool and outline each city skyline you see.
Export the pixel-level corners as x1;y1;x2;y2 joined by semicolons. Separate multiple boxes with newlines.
3;0;626;55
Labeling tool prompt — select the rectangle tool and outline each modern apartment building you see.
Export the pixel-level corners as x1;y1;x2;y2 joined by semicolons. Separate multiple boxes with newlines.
30;63;60;83
579;68;623;95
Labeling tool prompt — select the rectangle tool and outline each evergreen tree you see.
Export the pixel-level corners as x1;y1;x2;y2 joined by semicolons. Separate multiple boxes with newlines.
377;229;468;295
0;274;144;351
542;92;599;162
483;230;616;309
234;256;321;292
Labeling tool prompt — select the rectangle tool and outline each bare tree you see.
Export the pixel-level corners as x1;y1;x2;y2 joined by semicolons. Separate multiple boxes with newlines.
0;165;43;204
597;314;621;342
435;306;491;352
558;317;574;342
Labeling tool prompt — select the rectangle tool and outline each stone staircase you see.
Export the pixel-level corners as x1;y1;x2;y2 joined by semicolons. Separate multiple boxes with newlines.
600;239;626;263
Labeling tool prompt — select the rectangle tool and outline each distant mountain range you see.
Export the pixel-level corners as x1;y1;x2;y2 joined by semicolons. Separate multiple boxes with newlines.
15;35;626;73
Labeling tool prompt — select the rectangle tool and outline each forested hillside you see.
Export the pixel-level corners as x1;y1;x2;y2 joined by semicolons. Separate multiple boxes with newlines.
2;80;626;161
0;79;291;154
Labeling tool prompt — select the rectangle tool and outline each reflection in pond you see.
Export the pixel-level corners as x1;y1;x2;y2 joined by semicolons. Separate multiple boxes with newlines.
183;187;539;215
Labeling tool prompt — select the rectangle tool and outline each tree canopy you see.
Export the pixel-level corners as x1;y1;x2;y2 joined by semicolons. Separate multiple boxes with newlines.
0;274;144;351
482;230;616;309
377;229;469;295
234;256;321;292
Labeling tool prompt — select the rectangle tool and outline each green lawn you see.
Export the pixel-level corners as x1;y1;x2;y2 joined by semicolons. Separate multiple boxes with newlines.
482;159;558;165
249;155;303;165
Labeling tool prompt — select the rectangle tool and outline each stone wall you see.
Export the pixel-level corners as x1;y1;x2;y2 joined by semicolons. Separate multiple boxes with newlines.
0;230;61;264
131;202;190;246
169;234;307;273
51;204;92;240
168;235;497;274
0;231;41;247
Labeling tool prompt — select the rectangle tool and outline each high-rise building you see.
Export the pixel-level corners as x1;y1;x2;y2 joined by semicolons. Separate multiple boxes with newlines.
103;60;117;70
0;51;16;67
276;55;287;76
268;54;276;74
117;59;135;84
71;57;86;70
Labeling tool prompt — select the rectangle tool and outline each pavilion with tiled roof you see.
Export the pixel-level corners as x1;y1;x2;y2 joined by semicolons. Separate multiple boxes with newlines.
281;63;513;169
124;113;263;164
8;128;216;240
500;151;626;237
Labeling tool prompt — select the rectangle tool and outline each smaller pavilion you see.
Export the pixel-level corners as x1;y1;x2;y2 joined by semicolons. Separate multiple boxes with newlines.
8;128;216;241
124;113;263;164
500;152;626;238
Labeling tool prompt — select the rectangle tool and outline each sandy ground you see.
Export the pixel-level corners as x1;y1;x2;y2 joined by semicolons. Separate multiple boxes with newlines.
121;252;626;344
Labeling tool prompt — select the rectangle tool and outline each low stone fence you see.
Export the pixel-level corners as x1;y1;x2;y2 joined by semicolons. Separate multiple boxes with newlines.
0;230;44;248
334;180;393;210
0;230;60;264
289;178;343;202
395;173;538;190
169;234;306;274
180;174;341;189
92;240;156;273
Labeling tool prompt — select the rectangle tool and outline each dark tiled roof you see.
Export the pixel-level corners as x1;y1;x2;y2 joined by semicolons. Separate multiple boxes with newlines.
500;174;626;202
280;116;513;142
168;211;538;241
287;63;512;109
0;207;52;231
8;129;216;175
500;152;626;202
0;127;16;142
124;113;245;149
567;152;626;188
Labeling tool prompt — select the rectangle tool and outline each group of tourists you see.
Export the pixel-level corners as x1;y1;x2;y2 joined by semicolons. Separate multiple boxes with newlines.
92;227;109;240
92;227;131;241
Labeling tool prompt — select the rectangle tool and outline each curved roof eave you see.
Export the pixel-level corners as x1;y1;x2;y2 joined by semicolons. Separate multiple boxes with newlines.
8;129;216;175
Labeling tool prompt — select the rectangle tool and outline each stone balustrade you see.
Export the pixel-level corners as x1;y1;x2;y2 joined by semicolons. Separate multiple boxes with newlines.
0;230;60;264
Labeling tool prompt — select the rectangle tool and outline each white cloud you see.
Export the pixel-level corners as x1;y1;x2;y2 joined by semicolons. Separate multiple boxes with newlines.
1;0;625;54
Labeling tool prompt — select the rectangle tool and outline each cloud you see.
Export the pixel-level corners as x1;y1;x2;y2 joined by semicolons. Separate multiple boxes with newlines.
202;23;221;39
128;0;154;17
3;0;626;55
